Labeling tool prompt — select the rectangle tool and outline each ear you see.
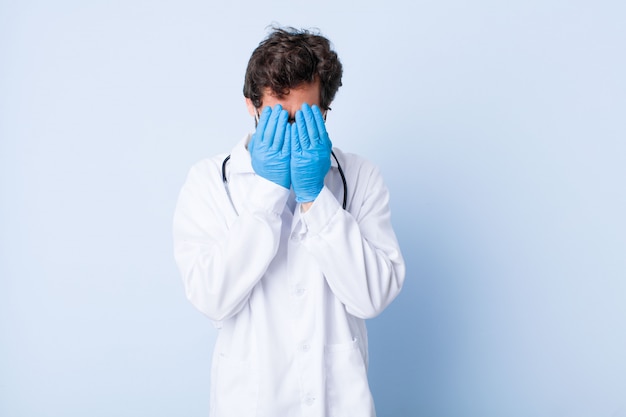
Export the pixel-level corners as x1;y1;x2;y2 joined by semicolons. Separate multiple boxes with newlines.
245;98;256;117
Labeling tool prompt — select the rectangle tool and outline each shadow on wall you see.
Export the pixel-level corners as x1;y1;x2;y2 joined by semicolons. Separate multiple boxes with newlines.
364;171;474;416
367;216;455;416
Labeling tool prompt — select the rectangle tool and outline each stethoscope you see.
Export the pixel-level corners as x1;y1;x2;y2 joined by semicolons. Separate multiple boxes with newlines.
221;151;347;215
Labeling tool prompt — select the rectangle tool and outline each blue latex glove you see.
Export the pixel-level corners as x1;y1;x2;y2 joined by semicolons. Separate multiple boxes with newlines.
248;104;291;189
291;103;332;202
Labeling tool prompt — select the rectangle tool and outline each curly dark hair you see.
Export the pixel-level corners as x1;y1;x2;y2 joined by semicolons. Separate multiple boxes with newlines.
243;27;343;110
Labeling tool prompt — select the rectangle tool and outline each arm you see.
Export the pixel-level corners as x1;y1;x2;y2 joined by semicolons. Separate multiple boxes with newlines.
173;162;289;322
173;105;292;323
299;163;405;319
290;104;405;318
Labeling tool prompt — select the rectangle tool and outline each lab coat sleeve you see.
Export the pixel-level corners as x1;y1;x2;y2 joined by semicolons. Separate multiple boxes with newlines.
173;159;289;322
299;163;405;319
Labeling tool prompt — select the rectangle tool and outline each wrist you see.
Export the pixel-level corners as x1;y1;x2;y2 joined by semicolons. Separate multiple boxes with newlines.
300;201;314;213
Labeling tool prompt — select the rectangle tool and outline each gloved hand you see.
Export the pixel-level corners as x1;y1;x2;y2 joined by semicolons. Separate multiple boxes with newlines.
291;103;332;202
248;104;291;189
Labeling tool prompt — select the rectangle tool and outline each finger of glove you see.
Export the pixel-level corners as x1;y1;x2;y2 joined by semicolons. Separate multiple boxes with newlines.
271;109;289;152
311;105;331;148
295;109;311;150
250;106;272;152
262;104;283;148
281;120;292;156
249;106;271;154
256;106;272;140
291;121;302;154
301;103;320;147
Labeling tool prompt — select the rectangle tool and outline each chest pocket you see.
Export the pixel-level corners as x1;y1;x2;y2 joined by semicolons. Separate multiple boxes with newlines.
324;338;375;417
212;352;259;416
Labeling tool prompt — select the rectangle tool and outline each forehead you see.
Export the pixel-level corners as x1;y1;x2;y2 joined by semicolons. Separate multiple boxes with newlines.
261;81;321;107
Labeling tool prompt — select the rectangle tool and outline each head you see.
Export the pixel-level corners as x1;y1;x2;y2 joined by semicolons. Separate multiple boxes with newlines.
243;27;343;121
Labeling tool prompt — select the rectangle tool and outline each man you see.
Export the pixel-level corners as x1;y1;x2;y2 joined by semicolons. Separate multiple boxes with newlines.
173;27;405;417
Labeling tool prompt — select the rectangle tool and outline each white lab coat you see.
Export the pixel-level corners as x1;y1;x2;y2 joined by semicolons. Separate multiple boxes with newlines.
173;135;405;417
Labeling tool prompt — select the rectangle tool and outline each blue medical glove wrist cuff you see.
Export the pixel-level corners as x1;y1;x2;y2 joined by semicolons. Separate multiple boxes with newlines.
294;189;322;203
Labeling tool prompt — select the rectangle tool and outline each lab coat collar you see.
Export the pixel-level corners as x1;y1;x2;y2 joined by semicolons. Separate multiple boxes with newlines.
330;147;340;168
228;134;254;175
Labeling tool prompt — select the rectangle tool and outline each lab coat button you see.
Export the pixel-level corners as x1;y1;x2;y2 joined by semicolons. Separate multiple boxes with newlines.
304;394;315;406
300;343;310;352
294;287;306;297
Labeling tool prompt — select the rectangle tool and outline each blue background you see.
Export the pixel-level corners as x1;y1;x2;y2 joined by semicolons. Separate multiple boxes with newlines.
1;1;625;416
